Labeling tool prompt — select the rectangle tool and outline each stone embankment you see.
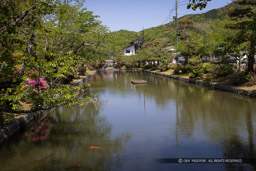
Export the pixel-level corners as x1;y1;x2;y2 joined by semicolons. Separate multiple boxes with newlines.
143;70;256;98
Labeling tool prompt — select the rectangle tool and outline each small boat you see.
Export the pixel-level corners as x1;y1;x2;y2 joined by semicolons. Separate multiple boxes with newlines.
131;80;147;84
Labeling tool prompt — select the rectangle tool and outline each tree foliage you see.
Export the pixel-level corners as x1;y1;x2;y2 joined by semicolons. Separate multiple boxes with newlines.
0;0;110;112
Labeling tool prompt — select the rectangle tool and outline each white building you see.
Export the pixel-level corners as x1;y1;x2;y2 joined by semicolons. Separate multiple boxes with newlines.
123;45;136;56
123;40;143;56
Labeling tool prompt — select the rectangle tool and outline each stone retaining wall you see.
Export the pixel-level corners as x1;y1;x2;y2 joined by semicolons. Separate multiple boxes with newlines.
143;70;256;98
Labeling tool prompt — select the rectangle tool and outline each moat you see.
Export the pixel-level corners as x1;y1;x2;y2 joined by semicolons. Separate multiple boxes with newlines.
0;71;255;171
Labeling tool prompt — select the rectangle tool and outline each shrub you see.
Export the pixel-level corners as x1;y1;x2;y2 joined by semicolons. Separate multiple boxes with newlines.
185;57;204;76
138;63;144;68
24;78;49;91
186;62;204;78
150;65;157;71
245;72;256;86
203;74;213;83
189;67;204;78
173;66;185;74
174;67;181;74
189;73;195;78
78;67;86;75
210;64;235;78
185;64;193;73
160;64;169;72
233;72;247;86
142;65;152;70
203;63;215;73
181;67;187;74
189;56;202;65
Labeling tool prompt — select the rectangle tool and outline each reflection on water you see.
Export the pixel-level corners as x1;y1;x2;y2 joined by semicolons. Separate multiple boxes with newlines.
0;71;256;171
90;71;256;170
25;119;51;142
0;103;130;171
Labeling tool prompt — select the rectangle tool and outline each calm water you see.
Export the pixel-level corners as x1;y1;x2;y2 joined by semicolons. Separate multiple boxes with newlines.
0;71;256;171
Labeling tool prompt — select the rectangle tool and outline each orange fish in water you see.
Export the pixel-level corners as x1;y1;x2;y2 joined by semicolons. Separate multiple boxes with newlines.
89;146;101;149
75;164;81;167
68;164;81;169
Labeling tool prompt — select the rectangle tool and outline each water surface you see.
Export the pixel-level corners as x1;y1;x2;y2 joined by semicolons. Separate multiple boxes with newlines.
0;71;256;171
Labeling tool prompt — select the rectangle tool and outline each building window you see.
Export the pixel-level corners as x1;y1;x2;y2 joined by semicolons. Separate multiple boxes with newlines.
126;50;130;53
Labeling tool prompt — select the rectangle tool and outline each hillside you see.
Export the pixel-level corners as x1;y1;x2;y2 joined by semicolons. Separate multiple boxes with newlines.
107;30;138;51
110;3;230;50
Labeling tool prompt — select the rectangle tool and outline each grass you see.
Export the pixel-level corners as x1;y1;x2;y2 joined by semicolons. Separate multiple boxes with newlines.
160;69;174;75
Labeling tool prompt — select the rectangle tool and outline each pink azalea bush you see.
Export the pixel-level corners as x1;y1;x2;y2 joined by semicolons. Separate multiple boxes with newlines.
24;77;49;92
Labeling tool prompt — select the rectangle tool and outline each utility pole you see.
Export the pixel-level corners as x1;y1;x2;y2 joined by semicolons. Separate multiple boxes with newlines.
176;0;178;46
174;0;179;66
142;27;145;43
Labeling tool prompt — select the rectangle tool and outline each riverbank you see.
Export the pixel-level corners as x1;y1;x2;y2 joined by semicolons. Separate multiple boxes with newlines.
143;69;256;98
94;68;256;97
0;70;96;144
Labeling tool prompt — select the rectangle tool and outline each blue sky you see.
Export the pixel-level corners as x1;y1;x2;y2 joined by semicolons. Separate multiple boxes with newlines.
85;0;232;32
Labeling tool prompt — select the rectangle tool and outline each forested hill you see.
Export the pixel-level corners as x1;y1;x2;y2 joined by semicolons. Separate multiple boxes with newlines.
109;3;230;49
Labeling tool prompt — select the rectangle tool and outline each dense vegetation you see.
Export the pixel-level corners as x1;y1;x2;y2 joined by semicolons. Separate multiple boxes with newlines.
0;0;114;113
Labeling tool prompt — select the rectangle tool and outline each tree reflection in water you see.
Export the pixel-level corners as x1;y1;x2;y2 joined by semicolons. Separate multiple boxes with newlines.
0;71;256;170
0;103;131;171
92;71;256;170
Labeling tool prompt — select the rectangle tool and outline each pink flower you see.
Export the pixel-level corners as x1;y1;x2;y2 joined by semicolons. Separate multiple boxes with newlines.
25;78;37;86
39;78;46;83
24;78;48;90
39;78;49;90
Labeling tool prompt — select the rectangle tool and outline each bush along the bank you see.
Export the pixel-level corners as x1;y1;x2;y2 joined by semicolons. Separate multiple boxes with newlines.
174;66;187;74
184;57;204;78
210;64;236;78
142;65;152;70
159;60;170;72
233;71;248;86
246;72;256;86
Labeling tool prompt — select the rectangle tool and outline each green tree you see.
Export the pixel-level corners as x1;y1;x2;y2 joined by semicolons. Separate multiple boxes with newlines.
177;19;198;65
188;0;256;72
0;0;107;112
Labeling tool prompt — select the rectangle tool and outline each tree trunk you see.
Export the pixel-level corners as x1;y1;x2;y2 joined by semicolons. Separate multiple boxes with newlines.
248;30;256;72
184;56;188;65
